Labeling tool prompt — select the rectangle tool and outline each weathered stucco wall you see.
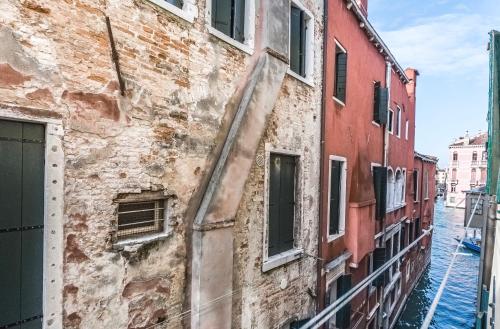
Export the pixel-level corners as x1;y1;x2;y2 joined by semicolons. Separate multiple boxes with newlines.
0;0;323;328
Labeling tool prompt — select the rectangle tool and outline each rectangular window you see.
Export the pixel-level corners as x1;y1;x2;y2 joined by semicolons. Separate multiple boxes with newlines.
409;222;414;243
415;218;421;241
117;200;166;239
211;0;246;42
268;153;296;256
373;81;388;124
373;166;388;220
388;109;394;133
413;170;419;201
395;107;401;137
327;275;352;329
334;42;347;104
290;5;306;77
405;120;409;140
424;170;429;199
328;157;347;237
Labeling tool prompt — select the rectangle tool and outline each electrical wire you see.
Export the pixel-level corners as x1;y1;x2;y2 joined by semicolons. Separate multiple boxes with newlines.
143;254;316;328
300;225;434;329
420;193;483;329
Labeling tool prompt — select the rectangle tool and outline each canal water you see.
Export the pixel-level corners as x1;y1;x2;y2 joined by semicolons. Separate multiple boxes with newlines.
395;199;480;329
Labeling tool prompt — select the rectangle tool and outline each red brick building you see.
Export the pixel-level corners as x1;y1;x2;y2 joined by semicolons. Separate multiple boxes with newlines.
318;1;437;328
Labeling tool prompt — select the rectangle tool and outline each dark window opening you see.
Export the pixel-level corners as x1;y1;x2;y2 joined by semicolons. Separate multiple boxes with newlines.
413;170;418;201
165;0;183;8
453;152;458;161
334;44;347;103
373;166;388;220
268;153;296;256
211;0;246;42
329;160;344;235
388;110;394;133
117;200;165;239
290;5;307;77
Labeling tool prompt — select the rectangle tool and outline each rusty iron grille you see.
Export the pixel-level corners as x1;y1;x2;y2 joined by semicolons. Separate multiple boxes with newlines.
117;200;165;238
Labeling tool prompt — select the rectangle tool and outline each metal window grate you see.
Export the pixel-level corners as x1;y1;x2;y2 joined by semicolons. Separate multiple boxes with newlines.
117;200;165;238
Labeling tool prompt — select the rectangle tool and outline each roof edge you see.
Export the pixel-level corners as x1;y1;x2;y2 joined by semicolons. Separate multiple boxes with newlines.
347;0;411;84
415;151;439;164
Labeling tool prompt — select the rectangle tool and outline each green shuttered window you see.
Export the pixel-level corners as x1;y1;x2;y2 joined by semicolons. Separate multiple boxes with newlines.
211;0;246;42
334;43;347;103
268;154;297;257
0;120;45;329
373;81;388;124
373;166;388;220
290;5;307;77
329;160;343;235
336;274;352;329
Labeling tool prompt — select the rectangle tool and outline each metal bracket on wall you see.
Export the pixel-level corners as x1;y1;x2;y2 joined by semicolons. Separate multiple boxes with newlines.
105;16;126;96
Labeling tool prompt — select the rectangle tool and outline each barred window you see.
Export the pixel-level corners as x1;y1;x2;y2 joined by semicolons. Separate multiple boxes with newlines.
117;200;165;239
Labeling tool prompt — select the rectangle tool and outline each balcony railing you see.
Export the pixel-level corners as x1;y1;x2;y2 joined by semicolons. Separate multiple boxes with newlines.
451;160;459;167
471;160;479;166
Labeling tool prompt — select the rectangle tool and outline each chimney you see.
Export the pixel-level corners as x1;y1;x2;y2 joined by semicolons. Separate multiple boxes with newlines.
405;68;419;101
356;0;368;16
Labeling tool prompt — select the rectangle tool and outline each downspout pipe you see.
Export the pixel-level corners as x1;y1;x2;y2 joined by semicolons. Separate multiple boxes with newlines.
316;0;328;314
379;60;391;329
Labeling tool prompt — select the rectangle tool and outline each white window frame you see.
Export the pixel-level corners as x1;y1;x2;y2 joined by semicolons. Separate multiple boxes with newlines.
0;108;65;329
287;0;315;87
424;170;429;200
405;120;409;140
146;0;197;23
386;167;395;212
327;155;348;242
396;106;402;138
384;224;401;288
388;108;394;134
205;0;256;55
262;144;304;272
332;39;347;106
402;168;407;204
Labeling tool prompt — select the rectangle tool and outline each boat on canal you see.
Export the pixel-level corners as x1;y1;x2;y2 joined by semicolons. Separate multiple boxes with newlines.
454;236;481;253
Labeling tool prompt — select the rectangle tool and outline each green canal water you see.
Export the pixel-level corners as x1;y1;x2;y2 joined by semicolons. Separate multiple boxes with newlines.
395;199;479;329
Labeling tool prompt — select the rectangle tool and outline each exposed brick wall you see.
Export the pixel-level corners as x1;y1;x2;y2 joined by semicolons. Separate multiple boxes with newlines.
0;0;323;328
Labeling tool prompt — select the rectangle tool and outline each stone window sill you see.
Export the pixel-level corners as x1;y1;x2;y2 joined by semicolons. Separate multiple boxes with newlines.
286;69;314;87
262;248;303;272
207;26;253;55
333;96;346;107
328;230;345;243
113;231;172;249
146;0;195;23
386;203;406;213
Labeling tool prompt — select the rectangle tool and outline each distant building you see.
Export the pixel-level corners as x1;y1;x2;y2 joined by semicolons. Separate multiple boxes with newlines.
445;132;487;208
436;168;447;196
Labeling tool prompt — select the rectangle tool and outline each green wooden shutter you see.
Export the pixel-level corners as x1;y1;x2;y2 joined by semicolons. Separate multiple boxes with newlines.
373;166;387;221
373;247;386;287
290;6;302;75
335;51;347;102
336;274;352;329
268;154;282;256
329;160;342;235
0;120;44;329
298;10;306;77
374;83;388;125
233;0;245;42
279;156;295;252
212;0;232;37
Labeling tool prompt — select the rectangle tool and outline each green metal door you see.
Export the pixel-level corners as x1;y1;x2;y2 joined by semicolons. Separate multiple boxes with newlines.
0;120;44;329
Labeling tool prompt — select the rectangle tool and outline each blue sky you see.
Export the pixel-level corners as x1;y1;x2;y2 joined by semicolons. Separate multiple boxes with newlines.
368;0;500;167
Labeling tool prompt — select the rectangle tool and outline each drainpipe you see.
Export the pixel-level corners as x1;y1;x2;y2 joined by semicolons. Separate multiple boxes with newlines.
378;61;392;329
316;0;329;314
